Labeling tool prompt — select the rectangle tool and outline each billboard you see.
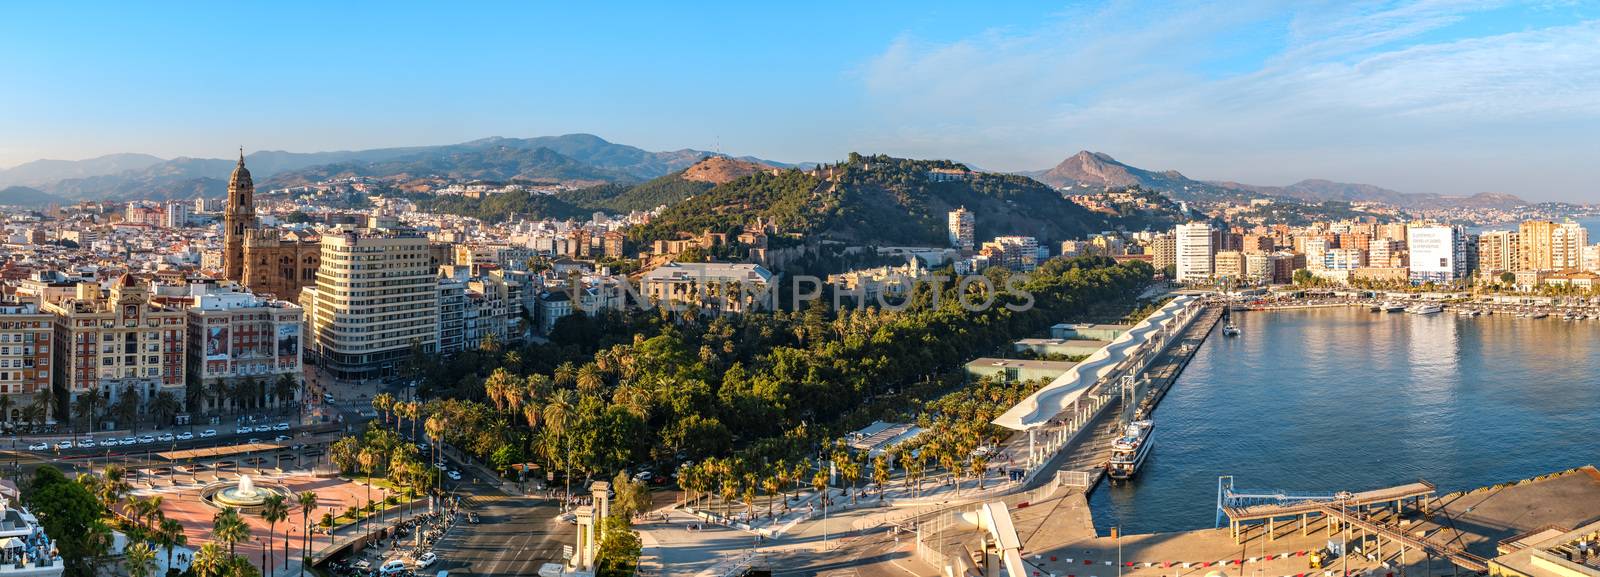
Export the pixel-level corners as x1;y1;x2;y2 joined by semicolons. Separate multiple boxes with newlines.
276;324;299;357
205;326;229;359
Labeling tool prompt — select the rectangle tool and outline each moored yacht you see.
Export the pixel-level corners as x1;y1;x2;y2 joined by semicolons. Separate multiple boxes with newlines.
1107;420;1155;480
1406;303;1444;315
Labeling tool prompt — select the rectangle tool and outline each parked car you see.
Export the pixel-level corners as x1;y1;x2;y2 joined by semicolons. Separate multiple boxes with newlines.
78;439;96;448
157;433;175;442
254;424;273;433
274;434;291;442
119;437;137;446
414;552;438;569
138;435;156;444
247;438;262;444
380;559;408;575
54;441;71;450
447;470;462;481
235;427;252;435
199;429;217;438
27;442;48;451
273;422;290;431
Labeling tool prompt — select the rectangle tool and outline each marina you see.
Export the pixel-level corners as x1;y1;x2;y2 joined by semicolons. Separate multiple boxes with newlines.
1091;305;1600;535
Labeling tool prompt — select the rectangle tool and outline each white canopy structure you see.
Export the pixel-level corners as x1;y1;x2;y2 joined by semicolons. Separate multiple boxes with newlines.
992;294;1201;431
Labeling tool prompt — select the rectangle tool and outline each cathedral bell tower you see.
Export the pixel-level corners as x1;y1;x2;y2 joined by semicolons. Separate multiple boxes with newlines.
222;147;259;281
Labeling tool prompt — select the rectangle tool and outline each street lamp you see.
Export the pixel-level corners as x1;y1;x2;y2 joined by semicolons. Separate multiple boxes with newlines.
1336;490;1354;577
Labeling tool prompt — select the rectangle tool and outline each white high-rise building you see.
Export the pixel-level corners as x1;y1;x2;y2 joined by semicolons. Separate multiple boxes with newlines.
164;201;190;228
1175;222;1214;283
948;207;975;250
1407;225;1468;284
1553;221;1589;270
300;227;439;381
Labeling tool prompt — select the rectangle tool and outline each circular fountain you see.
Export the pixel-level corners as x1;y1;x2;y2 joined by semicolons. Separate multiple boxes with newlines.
200;474;294;514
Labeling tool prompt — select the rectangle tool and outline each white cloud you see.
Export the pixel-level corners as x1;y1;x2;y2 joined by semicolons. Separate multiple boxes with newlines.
855;1;1600;199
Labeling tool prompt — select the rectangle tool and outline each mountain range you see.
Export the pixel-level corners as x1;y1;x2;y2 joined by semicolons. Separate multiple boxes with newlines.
0;134;785;204
0;135;1532;212
1024;150;1529;210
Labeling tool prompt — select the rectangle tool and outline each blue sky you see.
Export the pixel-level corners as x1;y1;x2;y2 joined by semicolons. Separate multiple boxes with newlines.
2;1;1596;201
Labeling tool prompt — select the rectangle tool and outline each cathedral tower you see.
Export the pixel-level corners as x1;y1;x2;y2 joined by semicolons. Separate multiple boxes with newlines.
223;148;259;281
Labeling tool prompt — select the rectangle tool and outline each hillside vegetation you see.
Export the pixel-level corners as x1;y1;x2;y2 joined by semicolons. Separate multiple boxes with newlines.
635;153;1109;246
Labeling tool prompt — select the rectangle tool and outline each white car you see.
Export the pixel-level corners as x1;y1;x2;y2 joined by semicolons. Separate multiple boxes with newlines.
78;439;96;448
273;422;290;431
413;552;438;568
274;434;292;442
255;425;273;433
157;433;175;442
235;427;252;435
380;559;408;576
54;441;71;450
176;431;194;440
119;437;137;446
447;470;462;481
200;429;217;438
27;442;48;451
139;435;156;444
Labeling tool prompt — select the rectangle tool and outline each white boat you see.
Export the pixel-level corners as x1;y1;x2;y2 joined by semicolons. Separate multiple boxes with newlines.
1530;311;1549;319
1381;301;1406;312
1222;323;1240;337
1107;420;1154;480
1406;303;1443;315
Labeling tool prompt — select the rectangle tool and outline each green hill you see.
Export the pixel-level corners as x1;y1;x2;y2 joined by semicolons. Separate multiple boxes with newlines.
635;153;1110;246
555;173;713;213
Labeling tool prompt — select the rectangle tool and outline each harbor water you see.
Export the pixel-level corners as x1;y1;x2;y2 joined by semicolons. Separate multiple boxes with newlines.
1089;306;1600;534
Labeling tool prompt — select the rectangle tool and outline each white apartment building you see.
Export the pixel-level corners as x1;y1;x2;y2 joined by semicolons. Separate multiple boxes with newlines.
301;227;438;382
948;207;975;251
1407;225;1468;284
1175;222;1214;283
1553;222;1589;270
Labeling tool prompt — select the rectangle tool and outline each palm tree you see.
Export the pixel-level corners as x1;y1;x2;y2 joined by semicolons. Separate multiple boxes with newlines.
73;387;101;431
0;394;12;425
211;506;248;557
482;369;514;413
839;456;861;505
552;362;577;388
543;390;575;504
132;495;164;530
575;363;605;396
262;493;289;573
29;387;53;425
297;491;319;568
762;475;780;518
358;449;380;534
155;517;187;574
273;373;297;410
101;464;130;509
204;379;228;414
372;392;395;425
124;541;158;577
149;391;181;428
191;542;228;577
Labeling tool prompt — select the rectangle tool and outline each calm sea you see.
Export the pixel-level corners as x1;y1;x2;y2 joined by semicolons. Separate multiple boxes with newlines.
1089;306;1600;534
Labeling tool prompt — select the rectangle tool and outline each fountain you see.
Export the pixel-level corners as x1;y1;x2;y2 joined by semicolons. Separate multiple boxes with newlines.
214;475;265;507
200;473;293;513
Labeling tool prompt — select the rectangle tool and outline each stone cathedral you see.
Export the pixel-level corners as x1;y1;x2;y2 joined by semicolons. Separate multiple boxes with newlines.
221;149;321;300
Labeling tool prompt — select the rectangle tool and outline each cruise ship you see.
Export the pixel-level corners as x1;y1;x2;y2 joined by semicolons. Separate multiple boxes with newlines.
1107;420;1155;480
1406;303;1444;315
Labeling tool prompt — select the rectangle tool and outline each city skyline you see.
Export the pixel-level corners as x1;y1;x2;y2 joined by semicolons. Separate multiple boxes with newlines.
3;1;1598;202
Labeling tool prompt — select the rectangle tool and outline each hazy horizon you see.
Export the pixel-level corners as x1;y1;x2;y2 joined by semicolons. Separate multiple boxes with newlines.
3;1;1596;202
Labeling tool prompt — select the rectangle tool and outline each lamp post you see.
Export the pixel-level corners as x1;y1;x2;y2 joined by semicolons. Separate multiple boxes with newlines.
1337;491;1354;577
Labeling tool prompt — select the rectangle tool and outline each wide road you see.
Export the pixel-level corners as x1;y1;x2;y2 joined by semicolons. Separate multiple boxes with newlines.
430;481;571;577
